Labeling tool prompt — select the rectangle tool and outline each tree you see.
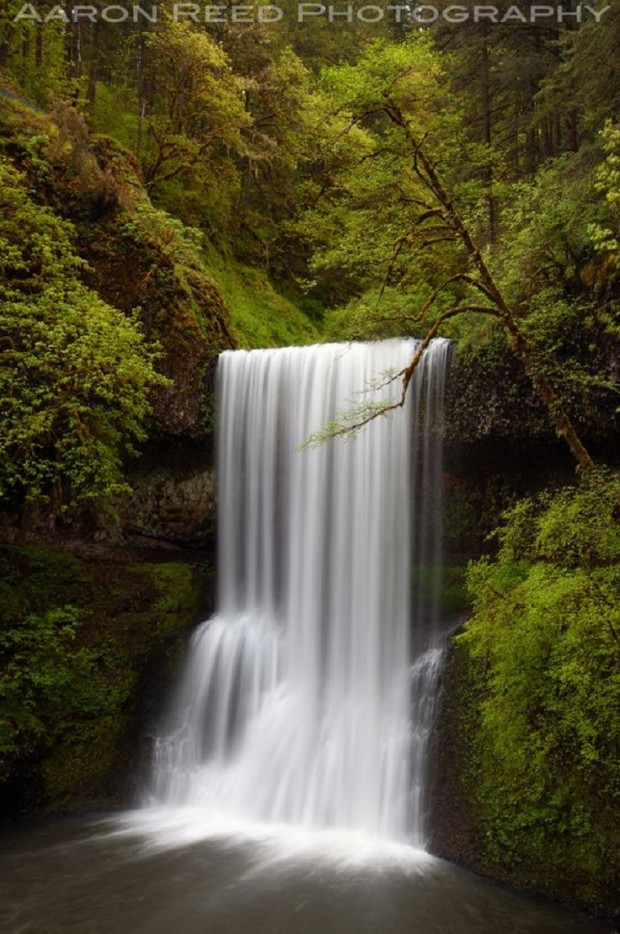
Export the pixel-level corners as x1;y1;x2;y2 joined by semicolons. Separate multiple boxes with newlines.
141;18;251;217
589;122;620;275
300;36;596;472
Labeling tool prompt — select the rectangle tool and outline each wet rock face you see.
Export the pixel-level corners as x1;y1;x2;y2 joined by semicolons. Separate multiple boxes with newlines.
124;443;217;548
439;339;620;560
443;338;620;446
444;355;550;444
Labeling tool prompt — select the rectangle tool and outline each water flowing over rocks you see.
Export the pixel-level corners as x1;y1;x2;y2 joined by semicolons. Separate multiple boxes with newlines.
149;339;450;846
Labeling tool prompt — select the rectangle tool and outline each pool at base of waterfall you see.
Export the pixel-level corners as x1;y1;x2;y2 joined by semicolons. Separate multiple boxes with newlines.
0;812;612;934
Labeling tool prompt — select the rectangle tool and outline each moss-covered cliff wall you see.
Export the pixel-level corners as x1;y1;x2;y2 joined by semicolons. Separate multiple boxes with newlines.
0;542;212;815
0;81;317;547
431;638;619;924
430;472;620;925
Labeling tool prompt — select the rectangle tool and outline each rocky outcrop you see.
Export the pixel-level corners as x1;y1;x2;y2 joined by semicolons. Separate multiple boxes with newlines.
124;443;217;547
0;94;233;545
443;335;620;446
441;336;620;558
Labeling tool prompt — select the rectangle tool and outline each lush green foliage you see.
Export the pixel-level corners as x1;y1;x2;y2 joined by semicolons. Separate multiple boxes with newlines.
142;19;250;218
0;157;166;510
0;7;618;911
293;35;465;329
203;245;319;349
589;123;620;274
457;471;620;901
0;605;134;775
0;545;206;803
3;11;618;385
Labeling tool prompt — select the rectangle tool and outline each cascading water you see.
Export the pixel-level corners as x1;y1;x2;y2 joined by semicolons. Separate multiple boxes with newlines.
2;339;606;934
150;338;450;847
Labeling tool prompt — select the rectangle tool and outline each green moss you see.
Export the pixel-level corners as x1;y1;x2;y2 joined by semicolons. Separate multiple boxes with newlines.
0;544;209;810
128;562;207;635
0;547;89;622
88;86;140;155
203;244;319;349
41;718;125;802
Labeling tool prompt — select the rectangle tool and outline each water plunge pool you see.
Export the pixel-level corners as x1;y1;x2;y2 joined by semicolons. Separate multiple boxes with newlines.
0;813;611;934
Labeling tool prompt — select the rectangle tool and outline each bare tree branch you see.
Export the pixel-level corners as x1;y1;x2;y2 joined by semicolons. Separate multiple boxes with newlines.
304;303;501;447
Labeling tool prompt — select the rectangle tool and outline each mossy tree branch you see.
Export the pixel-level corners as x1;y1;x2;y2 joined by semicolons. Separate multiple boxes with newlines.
318;100;594;473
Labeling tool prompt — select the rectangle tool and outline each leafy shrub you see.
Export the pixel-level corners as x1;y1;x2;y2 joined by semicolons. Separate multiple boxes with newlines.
0;606;135;781
0;158;167;511
458;469;620;902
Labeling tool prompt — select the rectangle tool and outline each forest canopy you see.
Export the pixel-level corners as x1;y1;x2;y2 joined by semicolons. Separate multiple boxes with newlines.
0;4;618;494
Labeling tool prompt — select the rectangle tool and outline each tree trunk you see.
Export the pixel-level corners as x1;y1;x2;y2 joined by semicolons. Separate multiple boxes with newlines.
566;109;578;152
86;21;100;106
391;112;595;473
480;32;496;244
35;26;43;69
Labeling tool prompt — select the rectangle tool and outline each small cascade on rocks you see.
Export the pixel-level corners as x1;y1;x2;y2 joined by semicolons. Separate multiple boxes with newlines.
150;338;450;846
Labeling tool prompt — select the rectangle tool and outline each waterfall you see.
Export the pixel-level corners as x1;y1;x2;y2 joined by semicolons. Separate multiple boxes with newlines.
150;338;450;847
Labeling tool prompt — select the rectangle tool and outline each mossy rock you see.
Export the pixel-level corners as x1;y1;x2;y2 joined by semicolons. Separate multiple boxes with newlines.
444;335;620;446
0;544;212;814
